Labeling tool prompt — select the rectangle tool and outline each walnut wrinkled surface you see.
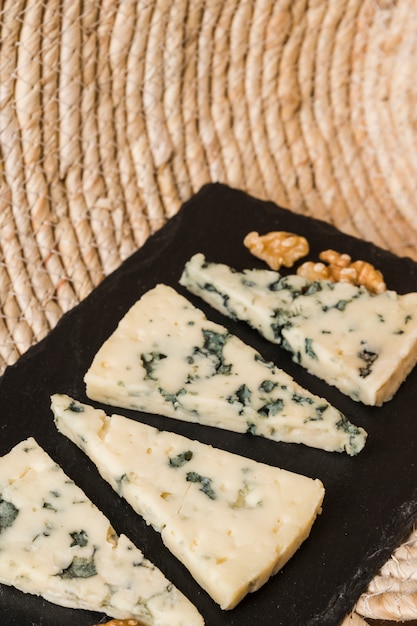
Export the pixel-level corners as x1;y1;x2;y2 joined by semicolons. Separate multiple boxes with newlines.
297;249;386;293
244;231;309;270
296;261;332;281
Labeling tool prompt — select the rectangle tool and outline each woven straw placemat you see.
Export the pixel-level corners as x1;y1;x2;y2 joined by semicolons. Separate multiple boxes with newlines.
1;1;417;623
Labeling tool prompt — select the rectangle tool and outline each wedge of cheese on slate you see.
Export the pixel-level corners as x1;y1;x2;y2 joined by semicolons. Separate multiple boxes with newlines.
0;437;203;626
51;394;325;610
84;284;366;455
180;253;417;406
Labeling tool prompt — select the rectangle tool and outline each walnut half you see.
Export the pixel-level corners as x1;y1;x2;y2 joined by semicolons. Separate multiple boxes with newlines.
243;231;309;271
297;249;386;293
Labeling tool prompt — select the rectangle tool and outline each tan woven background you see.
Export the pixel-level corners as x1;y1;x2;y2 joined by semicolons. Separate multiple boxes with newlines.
2;0;417;623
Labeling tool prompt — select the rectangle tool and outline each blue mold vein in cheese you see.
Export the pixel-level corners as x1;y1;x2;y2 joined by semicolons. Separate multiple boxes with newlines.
180;253;417;406
51;394;325;610
84;284;366;455
0;437;204;625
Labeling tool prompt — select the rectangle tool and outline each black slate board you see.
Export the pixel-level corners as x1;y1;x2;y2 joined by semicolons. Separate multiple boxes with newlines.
1;183;417;626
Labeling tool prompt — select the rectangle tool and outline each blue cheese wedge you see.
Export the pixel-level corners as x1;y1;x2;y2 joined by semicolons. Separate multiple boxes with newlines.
0;437;203;626
180;253;417;406
51;394;325;610
84;284;366;455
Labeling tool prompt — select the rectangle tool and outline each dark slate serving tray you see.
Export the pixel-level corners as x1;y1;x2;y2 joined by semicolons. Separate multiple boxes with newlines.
1;183;417;626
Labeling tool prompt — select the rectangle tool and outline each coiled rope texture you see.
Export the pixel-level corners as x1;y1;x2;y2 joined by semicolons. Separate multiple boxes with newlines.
1;1;417;622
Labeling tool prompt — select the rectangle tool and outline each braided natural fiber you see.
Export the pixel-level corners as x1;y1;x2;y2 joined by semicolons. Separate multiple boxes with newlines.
1;1;417;622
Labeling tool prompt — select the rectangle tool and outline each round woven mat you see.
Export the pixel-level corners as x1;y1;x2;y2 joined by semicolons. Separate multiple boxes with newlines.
1;0;417;622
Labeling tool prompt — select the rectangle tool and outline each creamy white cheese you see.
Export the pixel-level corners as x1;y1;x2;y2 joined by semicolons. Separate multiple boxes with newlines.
0;437;203;626
84;284;366;455
51;394;325;610
180;253;417;405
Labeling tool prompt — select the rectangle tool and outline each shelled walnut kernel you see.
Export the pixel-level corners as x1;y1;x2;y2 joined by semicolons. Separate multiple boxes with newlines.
243;231;309;270
297;249;386;294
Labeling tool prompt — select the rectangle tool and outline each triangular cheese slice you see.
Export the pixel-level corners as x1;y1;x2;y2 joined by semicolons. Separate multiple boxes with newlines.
84;283;366;455
51;394;325;610
0;437;203;625
180;253;417;406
